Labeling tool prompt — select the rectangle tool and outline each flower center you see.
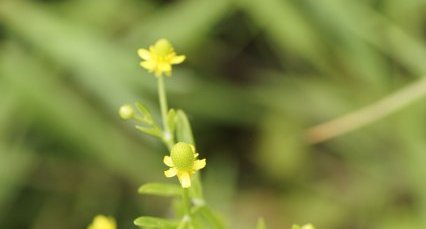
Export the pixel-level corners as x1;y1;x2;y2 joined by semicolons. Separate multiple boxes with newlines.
154;39;173;57
171;142;194;170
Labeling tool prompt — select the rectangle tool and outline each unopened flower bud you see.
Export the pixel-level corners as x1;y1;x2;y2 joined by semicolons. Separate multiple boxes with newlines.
119;104;134;120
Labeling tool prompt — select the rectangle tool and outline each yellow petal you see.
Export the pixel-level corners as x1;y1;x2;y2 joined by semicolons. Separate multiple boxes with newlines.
171;55;186;64
137;49;150;60
164;168;177;177
193;159;206;170
178;171;191;188
158;63;172;72
163;156;174;167
140;61;155;71
191;145;198;158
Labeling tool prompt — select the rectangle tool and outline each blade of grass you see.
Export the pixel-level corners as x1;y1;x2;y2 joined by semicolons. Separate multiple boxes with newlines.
306;0;426;75
124;0;232;50
0;1;150;108
306;77;426;144
237;0;337;77
0;43;162;183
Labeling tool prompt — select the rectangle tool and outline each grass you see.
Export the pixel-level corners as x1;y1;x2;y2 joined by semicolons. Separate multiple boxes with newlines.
0;0;425;228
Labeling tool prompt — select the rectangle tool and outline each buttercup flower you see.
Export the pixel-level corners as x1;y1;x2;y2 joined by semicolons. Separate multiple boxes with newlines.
87;215;116;229
163;142;206;188
138;39;186;77
292;224;315;229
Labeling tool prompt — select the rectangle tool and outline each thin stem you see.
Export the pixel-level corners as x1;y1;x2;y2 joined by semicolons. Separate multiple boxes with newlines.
158;76;168;128
306;77;426;144
179;188;192;229
157;75;218;228
182;188;192;215
158;76;174;149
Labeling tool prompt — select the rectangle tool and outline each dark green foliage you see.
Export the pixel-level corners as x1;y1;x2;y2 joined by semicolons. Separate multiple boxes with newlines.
0;0;425;228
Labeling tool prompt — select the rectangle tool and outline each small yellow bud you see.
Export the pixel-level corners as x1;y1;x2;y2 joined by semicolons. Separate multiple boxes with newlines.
119;104;134;120
171;142;194;169
87;215;116;229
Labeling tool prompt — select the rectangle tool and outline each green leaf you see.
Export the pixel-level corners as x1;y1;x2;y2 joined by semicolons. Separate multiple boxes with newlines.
191;205;225;229
134;216;179;229
136;102;153;120
138;183;181;197
166;109;177;134
136;125;162;138
175;110;194;145
256;218;266;229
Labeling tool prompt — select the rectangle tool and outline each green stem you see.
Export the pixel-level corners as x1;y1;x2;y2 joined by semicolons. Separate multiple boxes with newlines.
158;76;174;149
180;188;192;229
182;188;192;215
157;75;221;228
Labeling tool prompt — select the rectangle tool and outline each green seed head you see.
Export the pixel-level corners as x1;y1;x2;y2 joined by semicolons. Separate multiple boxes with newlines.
171;142;194;169
154;39;173;56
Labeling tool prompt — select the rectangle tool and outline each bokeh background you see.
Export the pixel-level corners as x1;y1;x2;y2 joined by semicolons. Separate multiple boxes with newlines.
1;0;426;228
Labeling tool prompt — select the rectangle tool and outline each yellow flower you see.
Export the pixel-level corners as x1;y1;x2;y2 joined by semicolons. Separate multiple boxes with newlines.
163;142;206;188
138;39;186;77
87;215;116;229
292;224;315;229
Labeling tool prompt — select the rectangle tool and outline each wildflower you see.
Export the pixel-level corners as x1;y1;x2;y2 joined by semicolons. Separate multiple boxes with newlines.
138;39;186;77
87;215;116;229
119;104;134;120
163;142;206;188
292;224;315;229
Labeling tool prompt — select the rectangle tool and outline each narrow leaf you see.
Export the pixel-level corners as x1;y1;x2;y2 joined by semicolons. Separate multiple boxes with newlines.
134;216;179;228
138;183;181;197
136;125;162;138
175;110;194;145
167;109;176;134
136;102;153;120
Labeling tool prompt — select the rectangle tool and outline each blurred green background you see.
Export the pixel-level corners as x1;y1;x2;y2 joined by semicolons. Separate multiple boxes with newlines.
1;0;426;228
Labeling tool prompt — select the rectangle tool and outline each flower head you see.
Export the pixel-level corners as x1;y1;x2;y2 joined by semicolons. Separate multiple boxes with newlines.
87;215;116;229
163;142;206;188
138;39;186;77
